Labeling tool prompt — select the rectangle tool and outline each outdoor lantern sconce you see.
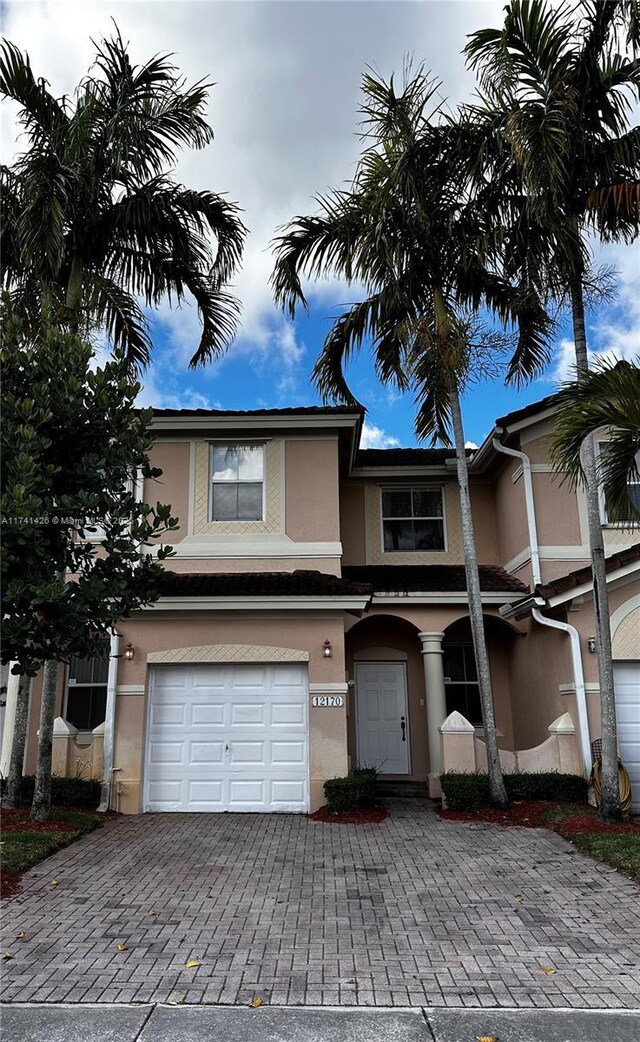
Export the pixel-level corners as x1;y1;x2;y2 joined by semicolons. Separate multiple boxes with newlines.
587;636;596;654
322;640;333;658
124;643;135;661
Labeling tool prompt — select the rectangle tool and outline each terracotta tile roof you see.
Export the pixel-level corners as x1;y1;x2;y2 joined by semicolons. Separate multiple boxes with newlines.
152;405;362;418
534;543;640;601
342;565;528;594
354;448;463;467
158;569;372;598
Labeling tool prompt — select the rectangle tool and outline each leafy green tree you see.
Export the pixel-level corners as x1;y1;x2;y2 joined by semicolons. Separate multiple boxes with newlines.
552;358;640;525
272;70;552;810
465;0;640;822
0;28;246;369
1;303;179;819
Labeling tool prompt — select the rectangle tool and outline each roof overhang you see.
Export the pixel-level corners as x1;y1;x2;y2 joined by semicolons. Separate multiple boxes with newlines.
152;412;363;434
373;591;525;605
143;594;372;612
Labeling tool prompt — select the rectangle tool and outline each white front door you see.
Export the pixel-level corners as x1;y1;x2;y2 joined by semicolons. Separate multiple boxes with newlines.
355;661;410;774
614;661;640;814
144;663;309;812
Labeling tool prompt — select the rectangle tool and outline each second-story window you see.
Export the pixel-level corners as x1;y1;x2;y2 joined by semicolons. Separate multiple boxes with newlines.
381;486;445;552
211;444;264;521
598;444;640;525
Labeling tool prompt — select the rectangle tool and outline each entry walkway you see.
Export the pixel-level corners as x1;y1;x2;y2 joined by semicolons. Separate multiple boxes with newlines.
1;802;639;1007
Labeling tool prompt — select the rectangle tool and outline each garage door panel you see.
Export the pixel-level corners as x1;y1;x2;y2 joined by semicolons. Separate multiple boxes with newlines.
148;742;183;764
231;702;265;725
191;703;225;726
144;663;308;812
271;741;306;764
188;780;224;805
271;702;305;726
189;741;224;764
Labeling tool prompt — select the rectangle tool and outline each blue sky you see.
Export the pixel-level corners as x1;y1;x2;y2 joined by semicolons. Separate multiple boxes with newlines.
3;1;638;449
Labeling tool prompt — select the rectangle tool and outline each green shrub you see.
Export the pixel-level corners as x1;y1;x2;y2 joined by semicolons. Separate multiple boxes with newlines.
324;767;378;812
440;771;588;811
505;771;587;803
440;772;490;811
1;775;101;808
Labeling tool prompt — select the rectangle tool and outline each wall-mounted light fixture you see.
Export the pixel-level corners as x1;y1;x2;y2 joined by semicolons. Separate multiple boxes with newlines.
124;642;135;661
322;639;333;658
587;636;596;654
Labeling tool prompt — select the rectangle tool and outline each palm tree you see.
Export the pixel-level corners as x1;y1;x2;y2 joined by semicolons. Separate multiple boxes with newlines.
272;70;552;809
465;0;640;822
0;29;246;368
552;358;640;525
1;29;246;819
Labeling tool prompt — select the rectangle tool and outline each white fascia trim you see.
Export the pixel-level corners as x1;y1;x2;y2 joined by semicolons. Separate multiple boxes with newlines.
350;465;451;477
504;545;593;574
161;539;343;559
546;560;640;608
309;682;349;694
151;414;362;432
503;547;531;573
372;591;524;605
144;595;371;612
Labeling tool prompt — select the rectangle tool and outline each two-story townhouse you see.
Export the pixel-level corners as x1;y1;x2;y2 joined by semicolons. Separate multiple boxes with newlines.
5;394;639;814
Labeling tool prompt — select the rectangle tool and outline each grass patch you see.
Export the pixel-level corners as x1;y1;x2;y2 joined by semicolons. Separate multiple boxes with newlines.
570;832;640;880
541;803;596;825
2;831;75;875
1;808;104;881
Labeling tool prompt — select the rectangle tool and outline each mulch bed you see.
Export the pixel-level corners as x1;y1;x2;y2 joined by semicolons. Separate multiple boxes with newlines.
1;873;22;901
309;805;389;824
439;800;639;837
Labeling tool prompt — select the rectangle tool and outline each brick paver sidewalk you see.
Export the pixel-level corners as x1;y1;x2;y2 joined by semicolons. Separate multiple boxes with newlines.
1;801;639;1007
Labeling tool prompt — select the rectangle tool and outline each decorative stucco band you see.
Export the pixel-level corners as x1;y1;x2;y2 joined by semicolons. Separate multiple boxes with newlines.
147;644;310;664
612;604;640;660
193;438;283;536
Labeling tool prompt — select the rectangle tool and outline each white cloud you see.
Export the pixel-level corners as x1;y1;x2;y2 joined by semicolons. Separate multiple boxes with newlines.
360;422;401;449
464;440;478;449
2;0;504;403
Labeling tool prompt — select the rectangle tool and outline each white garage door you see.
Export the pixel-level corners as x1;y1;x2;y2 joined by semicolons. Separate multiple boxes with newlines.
615;661;640;814
144;663;309;812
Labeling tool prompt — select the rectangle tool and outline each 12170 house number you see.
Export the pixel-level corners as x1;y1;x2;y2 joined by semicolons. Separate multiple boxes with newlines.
311;695;344;708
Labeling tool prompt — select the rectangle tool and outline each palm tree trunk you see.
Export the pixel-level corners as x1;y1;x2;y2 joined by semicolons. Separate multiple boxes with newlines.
450;388;509;809
31;659;59;822
570;278;621;822
3;674;31;808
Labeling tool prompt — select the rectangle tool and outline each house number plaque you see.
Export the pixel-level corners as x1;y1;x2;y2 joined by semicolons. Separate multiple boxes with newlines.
312;695;344;707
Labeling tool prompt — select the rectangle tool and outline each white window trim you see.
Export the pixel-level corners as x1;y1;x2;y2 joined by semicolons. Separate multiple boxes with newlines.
209;442;266;524
64;655;109;732
596;440;640;528
380;484;447;554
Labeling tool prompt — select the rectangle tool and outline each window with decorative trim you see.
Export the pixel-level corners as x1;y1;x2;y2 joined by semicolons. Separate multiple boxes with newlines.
210;444;264;521
65;652;109;731
381;486;445;552
443;644;482;724
597;443;640;525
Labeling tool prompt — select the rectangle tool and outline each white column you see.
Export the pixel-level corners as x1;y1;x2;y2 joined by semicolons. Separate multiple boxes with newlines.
0;664;20;778
418;631;447;798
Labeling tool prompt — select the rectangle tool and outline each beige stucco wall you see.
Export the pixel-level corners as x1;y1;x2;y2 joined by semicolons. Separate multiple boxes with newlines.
469;483;500;564
533;470;582;548
340;484;367;566
146;441;190;544
493;460;530;581
285;439;340;543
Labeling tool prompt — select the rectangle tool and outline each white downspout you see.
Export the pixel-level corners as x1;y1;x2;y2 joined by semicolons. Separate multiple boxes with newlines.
98;631;119;812
531;607;591;770
493;431;591;773
0;664;20;778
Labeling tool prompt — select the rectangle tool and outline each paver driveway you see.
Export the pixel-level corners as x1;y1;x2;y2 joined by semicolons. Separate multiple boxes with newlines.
1;801;639;1008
